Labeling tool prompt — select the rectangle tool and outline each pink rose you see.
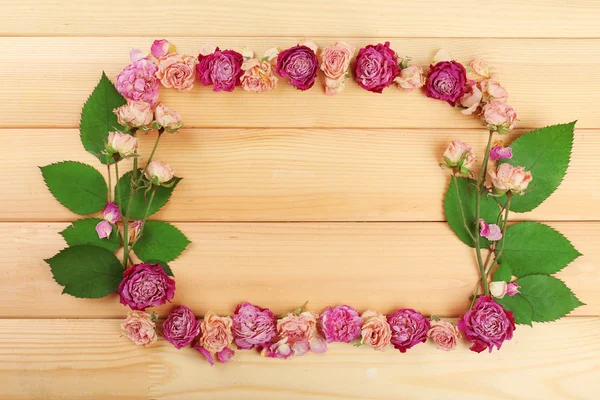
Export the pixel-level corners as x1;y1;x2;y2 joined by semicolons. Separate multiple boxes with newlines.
443;140;477;175
320;41;355;95
360;310;392;350
231;302;277;350
240;50;279;93
489;145;513;161
276;43;319;91
490;282;520;299
121;310;157;346
394;65;426;92
479;219;502;241
114;101;153;131
153;104;183;134
163;305;200;349
277;311;318;344
151;39;173;58
128;220;142;244
145;161;175;185
480;77;508;102
459;81;483;116
318;305;362;343
118;263;175;311
488;163;533;196
386;308;430;353
198;311;233;353
197;47;244;92
458;296;515;353
102;202;120;224
470;58;490;79
95;219;112;239
116;58;159;106
156;53;196;92
482;100;518;134
426;60;467;106
507;283;520;296
106;131;138;158
427;320;460;351
262;337;293;359
354;42;399;93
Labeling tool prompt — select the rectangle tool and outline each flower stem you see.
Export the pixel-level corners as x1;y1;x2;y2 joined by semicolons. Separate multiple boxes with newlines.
139;134;161;184
115;162;121;211
486;193;512;278
107;165;112;202
130;189;156;250
474;131;494;296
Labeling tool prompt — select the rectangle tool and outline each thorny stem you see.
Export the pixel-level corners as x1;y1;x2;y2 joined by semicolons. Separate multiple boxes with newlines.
107;165;112;202
474;131;494;296
139;133;162;184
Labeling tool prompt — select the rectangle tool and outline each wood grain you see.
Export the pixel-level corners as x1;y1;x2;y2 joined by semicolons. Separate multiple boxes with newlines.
1;318;598;400
2;221;596;318
5;128;596;222
0;37;596;129
1;0;599;38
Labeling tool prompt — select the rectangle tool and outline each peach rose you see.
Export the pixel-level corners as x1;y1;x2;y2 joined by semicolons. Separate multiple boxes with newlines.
394;65;425;92
480;77;508;102
470;58;490;79
482;100;517;134
320;41;355;95
198;311;233;353
156;53;196;92
153;103;183;133
107;131;138;158
241;58;279;93
488;163;533;196
121;310;157;346
360;310;392;350
459;81;483;116
114;100;153;131
427;320;460;351
277;311;318;343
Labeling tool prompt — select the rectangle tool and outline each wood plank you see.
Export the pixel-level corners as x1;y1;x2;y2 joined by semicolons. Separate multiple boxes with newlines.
1;318;599;399
4;128;596;222
1;1;598;38
0;37;596;129
2;222;596;318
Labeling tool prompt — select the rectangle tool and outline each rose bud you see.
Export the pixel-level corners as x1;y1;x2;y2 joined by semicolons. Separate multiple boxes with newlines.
479;219;502;241
459;81;483;116
151;39;175;59
443;140;477;175
106;131;138;159
488;163;533;196
103;202;120;224
482;100;518;134
489;144;513;161
152;104;183;134
480;77;508;103
490;281;508;298
128;220;143;244
145;161;175;185
394;64;426;92
507;283;520;296
95;219;112;239
114;101;153;131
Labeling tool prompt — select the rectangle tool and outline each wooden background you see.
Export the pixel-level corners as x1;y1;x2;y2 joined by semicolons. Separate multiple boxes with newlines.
1;1;599;399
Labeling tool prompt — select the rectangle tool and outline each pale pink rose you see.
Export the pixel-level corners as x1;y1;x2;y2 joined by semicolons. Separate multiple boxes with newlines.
360;310;392;350
489;144;513;161
151;39;173;58
240;58;278;93
128;220;143;244
277;311;318;344
114;101;153;131
156;53;196;92
130;49;145;63
95;220;112;239
427;320;460;351
153;104;183;133
145;161;175;185
470;58;490;79
507;283;520;296
443;140;477;175
482;100;517;134
198;311;233;353
106;131;138;158
121;310;158;346
480;77;508;102
394;65;425;92
459;81;483;115
488;163;533;196
320;41;355;95
490;281;508;298
479;219;502;241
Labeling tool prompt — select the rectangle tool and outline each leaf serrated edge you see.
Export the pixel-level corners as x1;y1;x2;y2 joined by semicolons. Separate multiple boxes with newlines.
135;220;191;262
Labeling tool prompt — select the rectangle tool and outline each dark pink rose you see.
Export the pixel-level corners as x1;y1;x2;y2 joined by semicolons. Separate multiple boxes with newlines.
231;302;277;350
162;305;200;349
386;308;430;353
318;305;362;343
354;42;399;93
458;296;516;353
196;48;243;92
118;263;175;311
425;61;467;106
275;45;318;90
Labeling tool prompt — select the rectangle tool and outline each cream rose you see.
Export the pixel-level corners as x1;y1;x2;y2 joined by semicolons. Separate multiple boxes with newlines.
107;131;138;158
360;310;392;350
443;140;477;175
145;161;175;185
394;65;425;92
488;163;533;196
156;53;196;92
153;104;183;134
114;101;153;131
198;311;233;353
121;310;157;346
482;100;517;134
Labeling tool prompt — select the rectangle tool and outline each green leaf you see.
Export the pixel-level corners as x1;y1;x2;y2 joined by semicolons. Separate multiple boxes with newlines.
114;170;182;219
80;72;127;164
500;122;576;212
40;161;107;215
493;262;512;283
516;275;584;322
60;218;121;252
146;259;174;277
500;222;581;276
45;245;123;298
444;177;505;247
133;221;190;262
496;294;533;326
